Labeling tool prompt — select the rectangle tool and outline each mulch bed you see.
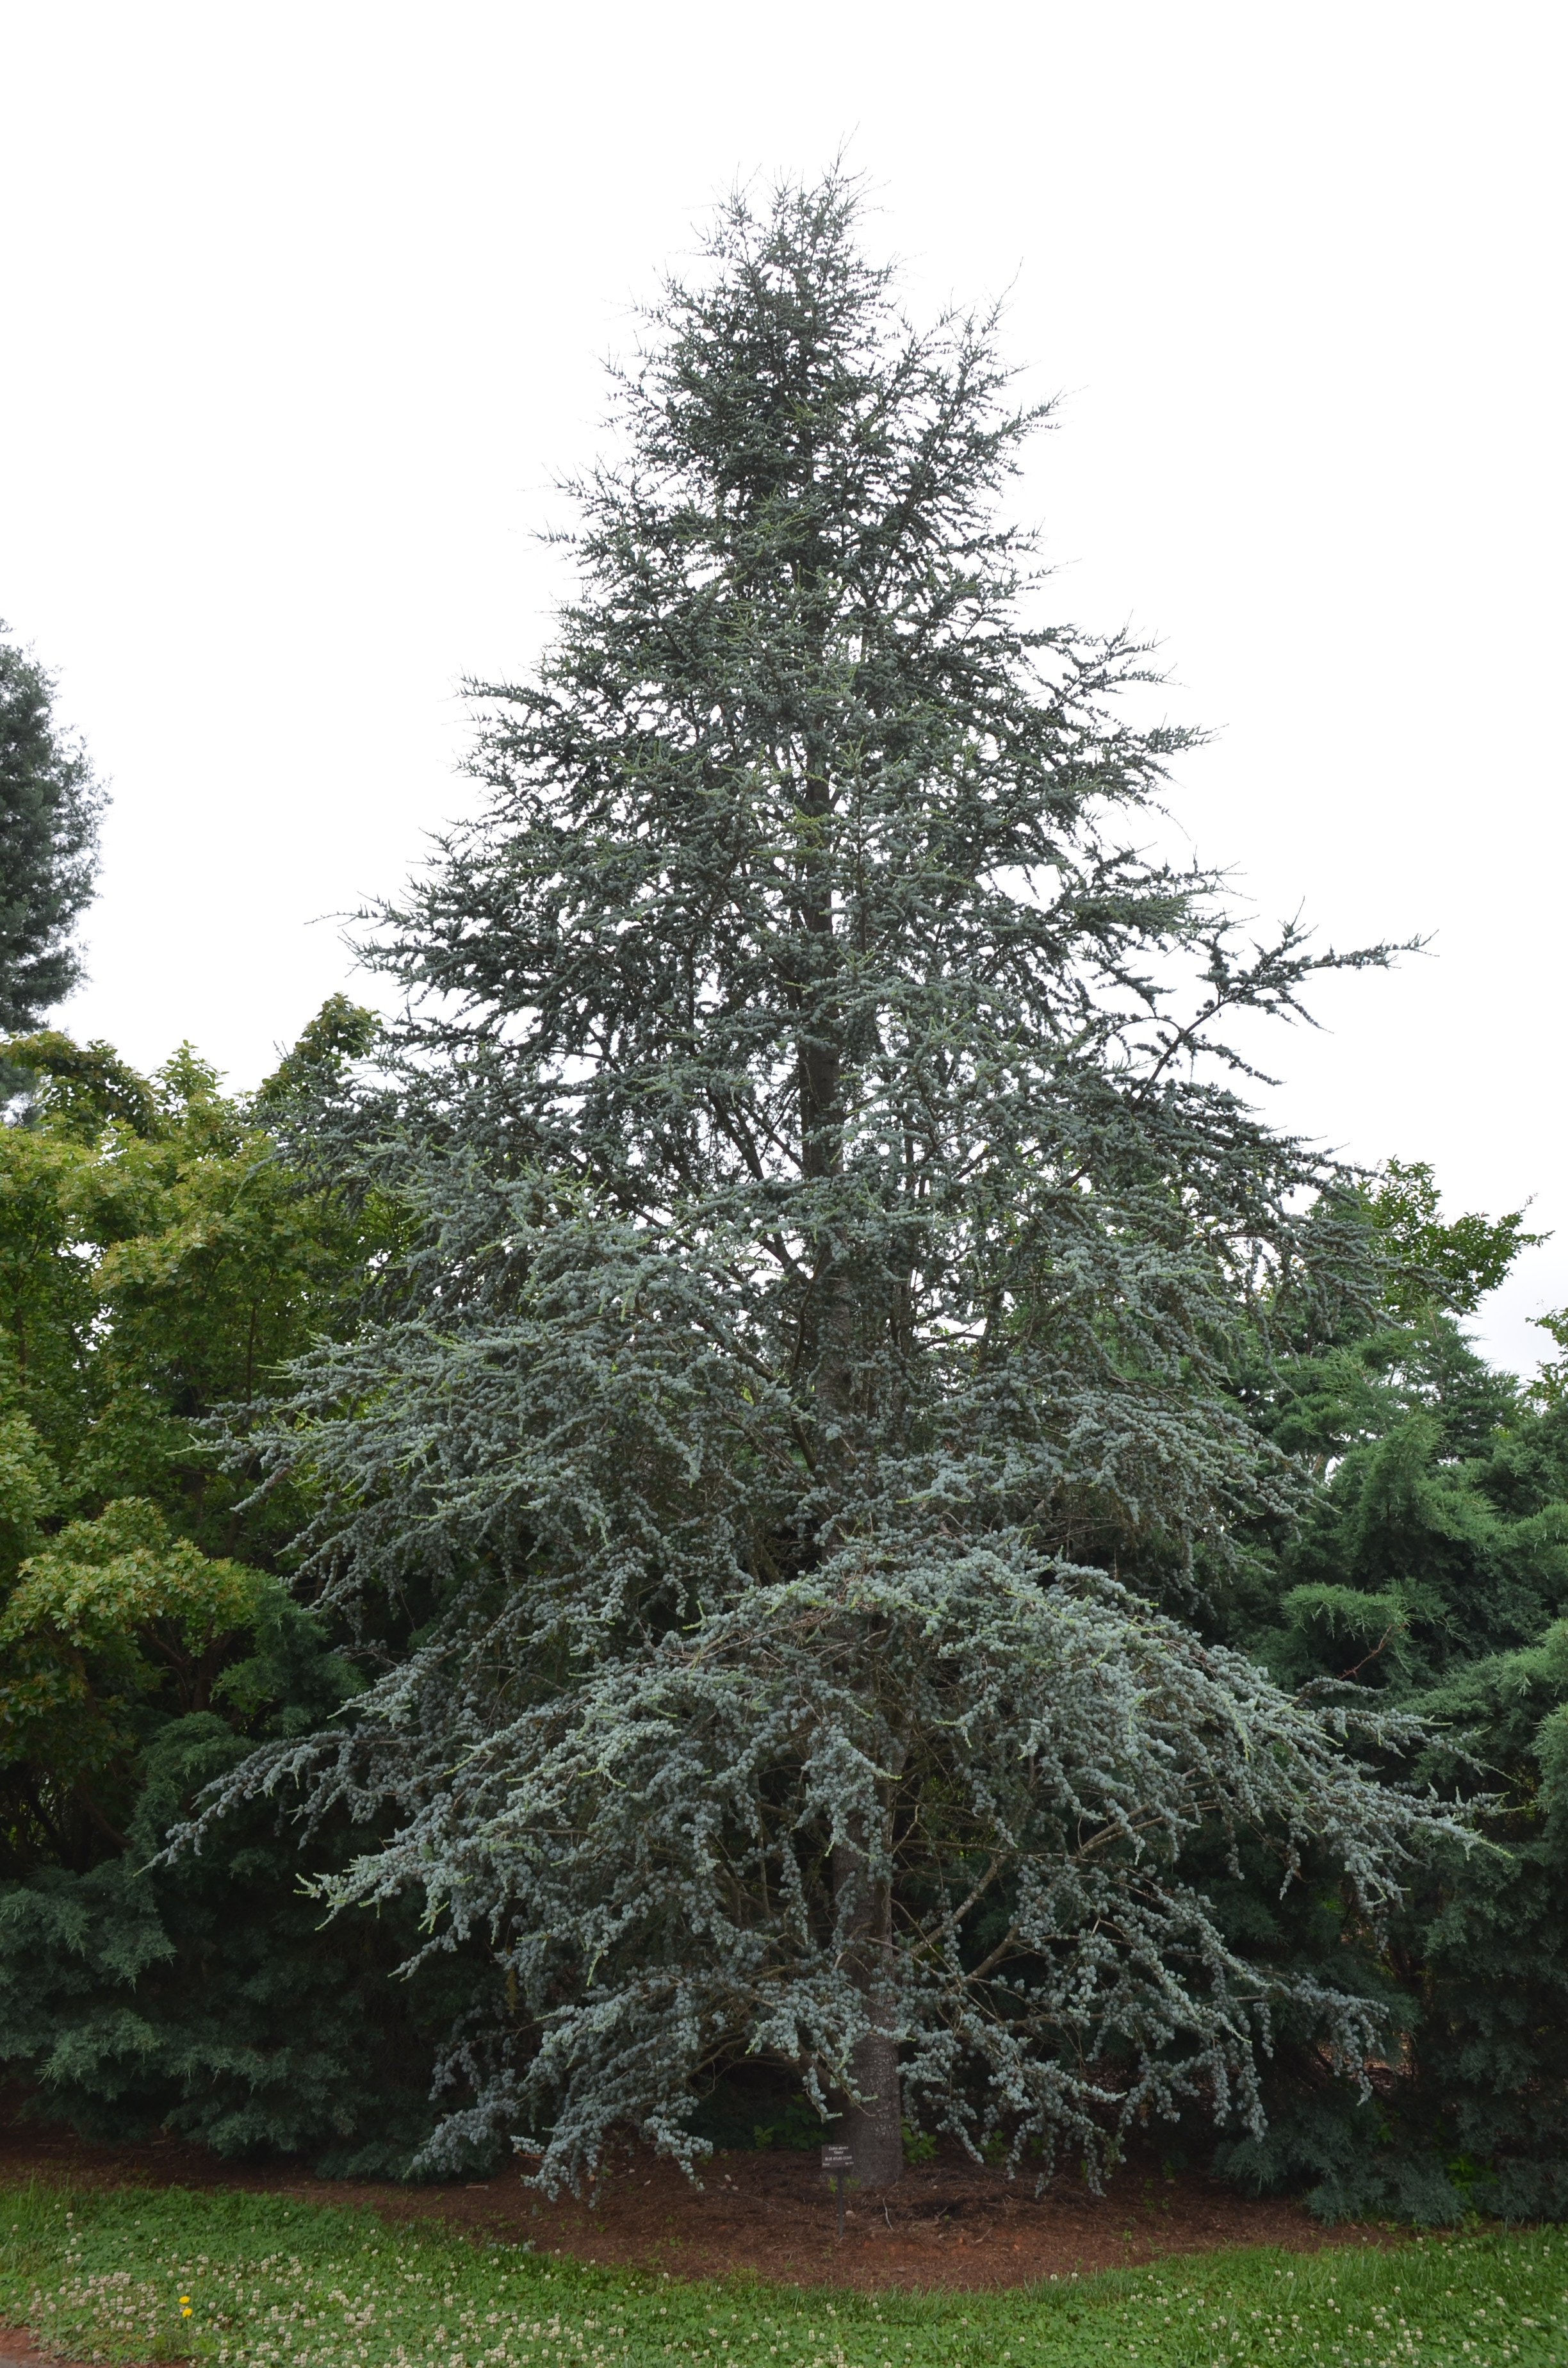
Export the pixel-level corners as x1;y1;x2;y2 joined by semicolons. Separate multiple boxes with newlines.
0;2105;1393;2292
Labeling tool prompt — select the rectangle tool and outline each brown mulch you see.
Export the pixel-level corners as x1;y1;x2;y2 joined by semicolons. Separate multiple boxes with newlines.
0;2103;1396;2293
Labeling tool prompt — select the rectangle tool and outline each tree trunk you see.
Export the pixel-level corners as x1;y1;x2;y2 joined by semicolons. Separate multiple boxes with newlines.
831;1830;904;2187
796;727;902;2185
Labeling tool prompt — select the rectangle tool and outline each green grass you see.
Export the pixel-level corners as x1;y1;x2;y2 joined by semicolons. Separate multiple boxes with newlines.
0;2181;1564;2368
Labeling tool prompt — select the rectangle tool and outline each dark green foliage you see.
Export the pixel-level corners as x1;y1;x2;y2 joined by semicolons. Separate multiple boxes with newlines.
1;1032;158;1137
1209;1239;1568;2221
0;1716;491;2172
254;994;378;1115
0;627;104;1032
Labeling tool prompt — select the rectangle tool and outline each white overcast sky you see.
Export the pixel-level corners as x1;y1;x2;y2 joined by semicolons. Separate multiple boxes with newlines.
3;1;1564;1371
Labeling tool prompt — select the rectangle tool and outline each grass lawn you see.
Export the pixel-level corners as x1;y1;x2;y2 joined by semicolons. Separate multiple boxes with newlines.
1;2181;1564;2368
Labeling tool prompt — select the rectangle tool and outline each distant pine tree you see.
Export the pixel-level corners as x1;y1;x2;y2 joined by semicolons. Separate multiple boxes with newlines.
0;626;104;1032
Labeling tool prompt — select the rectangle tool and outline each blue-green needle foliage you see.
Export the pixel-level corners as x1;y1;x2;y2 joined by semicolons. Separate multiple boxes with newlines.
4;2184;1568;2368
197;173;1462;2191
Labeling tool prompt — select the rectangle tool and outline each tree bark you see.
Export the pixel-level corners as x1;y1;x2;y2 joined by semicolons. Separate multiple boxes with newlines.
796;725;902;2185
831;1829;904;2187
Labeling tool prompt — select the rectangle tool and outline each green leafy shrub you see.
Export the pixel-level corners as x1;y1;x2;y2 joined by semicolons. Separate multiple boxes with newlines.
0;1014;492;2172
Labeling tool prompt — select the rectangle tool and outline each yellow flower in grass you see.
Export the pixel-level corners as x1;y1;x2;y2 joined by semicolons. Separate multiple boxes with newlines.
181;2296;193;2317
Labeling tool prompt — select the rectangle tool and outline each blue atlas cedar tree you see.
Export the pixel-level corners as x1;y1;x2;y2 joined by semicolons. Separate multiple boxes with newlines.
195;171;1467;2192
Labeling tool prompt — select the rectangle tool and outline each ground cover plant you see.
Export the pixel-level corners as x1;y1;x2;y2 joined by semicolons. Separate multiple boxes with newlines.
3;2183;1568;2367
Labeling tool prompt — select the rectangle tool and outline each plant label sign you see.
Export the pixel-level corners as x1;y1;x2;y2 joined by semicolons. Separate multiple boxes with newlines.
822;2143;854;2238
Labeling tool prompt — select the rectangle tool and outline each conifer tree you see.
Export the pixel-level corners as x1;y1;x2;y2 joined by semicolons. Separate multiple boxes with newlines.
0;627;104;1031
211;174;1462;2191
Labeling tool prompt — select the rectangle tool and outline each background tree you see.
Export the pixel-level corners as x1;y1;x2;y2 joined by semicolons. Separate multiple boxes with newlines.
0;627;104;1033
207;173;1462;2194
1193;1170;1568;2222
1528;1305;1568;1408
1359;1158;1544;1324
0;1012;491;2173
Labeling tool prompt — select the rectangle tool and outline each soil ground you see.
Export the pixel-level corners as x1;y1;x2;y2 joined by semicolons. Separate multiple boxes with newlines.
0;2105;1391;2293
